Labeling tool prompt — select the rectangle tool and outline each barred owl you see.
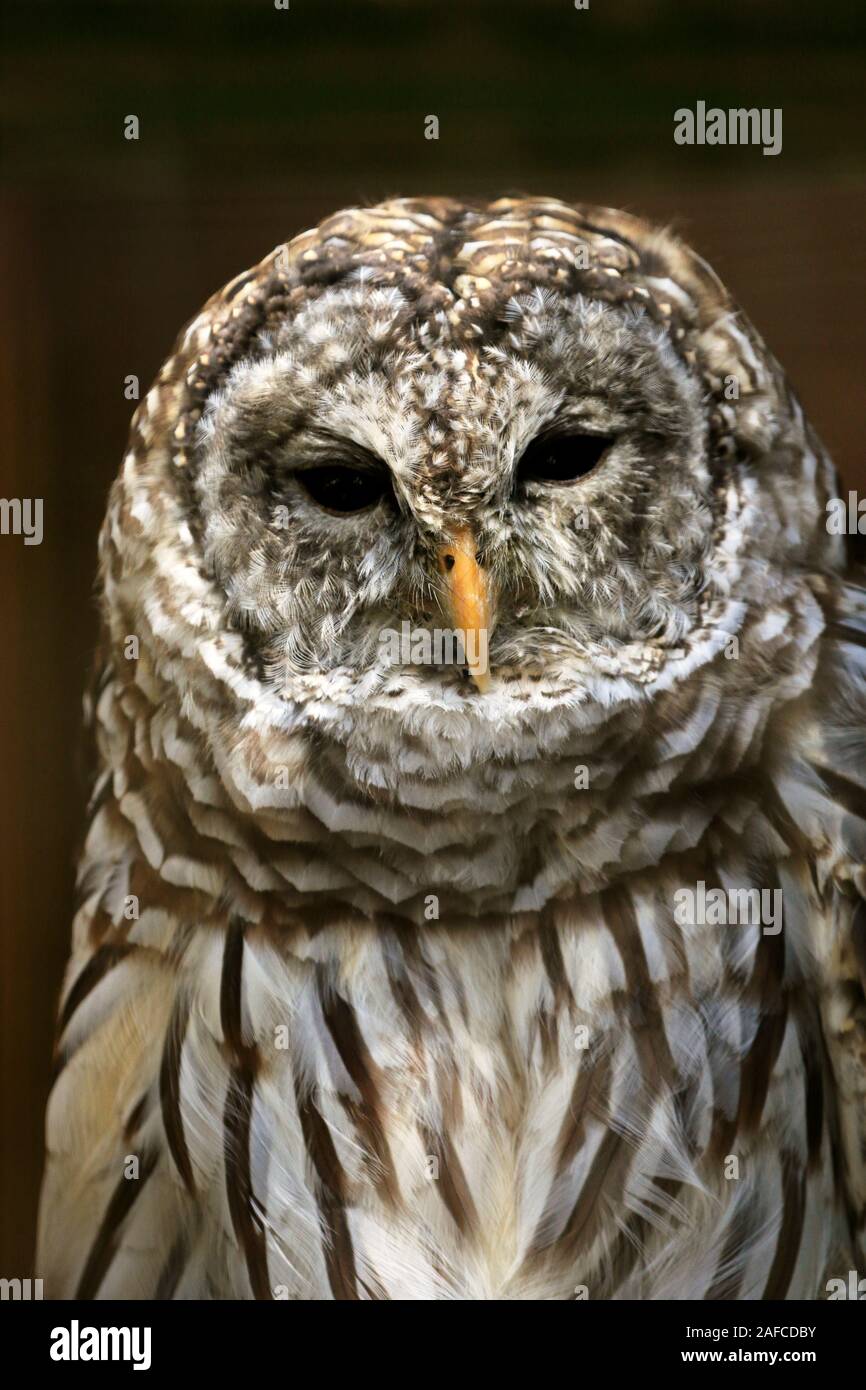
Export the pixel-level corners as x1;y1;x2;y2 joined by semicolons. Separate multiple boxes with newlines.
37;196;866;1300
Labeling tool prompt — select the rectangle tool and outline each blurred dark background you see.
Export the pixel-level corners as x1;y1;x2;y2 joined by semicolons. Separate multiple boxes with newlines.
1;0;865;1278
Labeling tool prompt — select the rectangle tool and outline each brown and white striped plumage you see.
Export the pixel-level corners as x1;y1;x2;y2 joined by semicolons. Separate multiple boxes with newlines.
37;197;866;1299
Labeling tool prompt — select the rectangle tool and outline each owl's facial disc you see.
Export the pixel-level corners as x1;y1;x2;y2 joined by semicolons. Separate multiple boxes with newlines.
193;284;713;711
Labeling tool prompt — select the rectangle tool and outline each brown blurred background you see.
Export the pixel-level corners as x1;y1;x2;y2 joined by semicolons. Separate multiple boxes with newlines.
1;0;865;1278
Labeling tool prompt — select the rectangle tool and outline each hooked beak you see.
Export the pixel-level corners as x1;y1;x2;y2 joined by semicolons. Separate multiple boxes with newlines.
437;526;493;693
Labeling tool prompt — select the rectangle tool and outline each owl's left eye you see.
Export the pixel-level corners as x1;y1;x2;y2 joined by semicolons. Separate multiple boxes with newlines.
517;432;614;485
296;464;392;514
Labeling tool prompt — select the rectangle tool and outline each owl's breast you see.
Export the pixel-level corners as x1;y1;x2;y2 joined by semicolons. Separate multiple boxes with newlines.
150;866;846;1299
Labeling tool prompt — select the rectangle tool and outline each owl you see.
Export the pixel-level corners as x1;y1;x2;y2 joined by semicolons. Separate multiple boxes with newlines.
37;196;866;1300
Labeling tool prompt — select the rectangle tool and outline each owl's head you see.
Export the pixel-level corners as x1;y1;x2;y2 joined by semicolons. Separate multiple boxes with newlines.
106;197;841;812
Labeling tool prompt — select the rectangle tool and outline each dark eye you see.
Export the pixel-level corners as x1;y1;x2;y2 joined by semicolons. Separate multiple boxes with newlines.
296;464;391;514
517;433;613;485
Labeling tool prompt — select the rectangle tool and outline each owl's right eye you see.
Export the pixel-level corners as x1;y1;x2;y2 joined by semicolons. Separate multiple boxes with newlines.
516;431;614;485
296;464;392;514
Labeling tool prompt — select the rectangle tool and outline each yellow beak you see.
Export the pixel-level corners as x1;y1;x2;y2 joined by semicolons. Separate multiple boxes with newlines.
437;526;492;693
